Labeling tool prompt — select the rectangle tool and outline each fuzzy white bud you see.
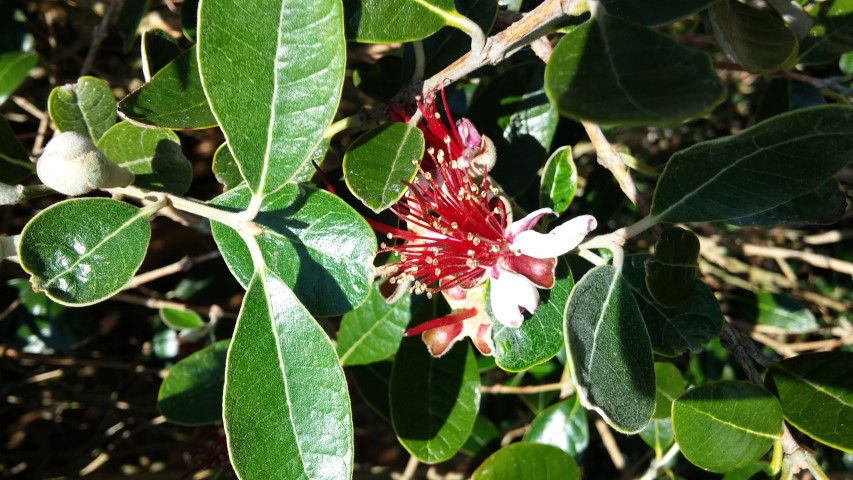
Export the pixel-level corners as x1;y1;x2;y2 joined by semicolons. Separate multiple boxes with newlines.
37;132;134;196
0;182;24;205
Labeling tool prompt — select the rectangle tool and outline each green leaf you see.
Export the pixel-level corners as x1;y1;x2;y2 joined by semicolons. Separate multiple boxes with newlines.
753;292;819;333
539;146;577;215
492;259;573;372
800;0;853;64
469;62;558;195
729;179;846;226
390;338;479;463
224;270;352;479
210;184;376;317
672;381;783;473
0;115;34;183
472;442;580;480
639;418;675;453
97;121;192;195
211;142;244;191
461;416;500;456
337;282;415;366
198;0;345;197
545;13;724;125
523;395;589;458
116;0;151;52
600;0;718;26
118;46;217;130
158;339;227;425
141;28;180;80
645;227;700;308
709;0;798;73
0;50;36;105
651;105;853;223
344;0;457;43
159;307;205;330
47;76;115;142
343;122;423;212
18;198;151;306
564;265;655;433
653;362;686;419
623;255;723;357
766;351;853;452
755;78;825;123
349;361;393;422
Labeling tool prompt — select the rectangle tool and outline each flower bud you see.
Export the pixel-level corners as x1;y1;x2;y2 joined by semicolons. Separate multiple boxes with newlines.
0;182;24;205
37;131;134;196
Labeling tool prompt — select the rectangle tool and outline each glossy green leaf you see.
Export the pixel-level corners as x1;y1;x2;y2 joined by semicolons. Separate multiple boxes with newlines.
651;105;853;223
47;76;115;142
639;417;675;453
344;0;457;43
119;46;217;130
766;351;853;452
672;381;783;473
565;265;655;433
523;395;589;458
600;0;718;26
545;13;724;125
469;62;558;195
159;307;205;330
337;282;414;366
157;339;227;425
461;416;500;456
117;0;151;52
141;28;180;80
492;259;573;372
0;50;35;105
198;0;345;197
729;179;846;226
645;227;700;308
709;0;798;73
753;292;819;333
18;198;151;306
224;270;352;479
623;255;723;357
0;115;34;183
800;0;853;64
722;462;772;480
97;121;192;195
539;146;577;215
343;122;423;212
390;338;479;463
349;361;393;422
211;142;244;191
472;442;580;480
210;184;375;317
653;362;686;419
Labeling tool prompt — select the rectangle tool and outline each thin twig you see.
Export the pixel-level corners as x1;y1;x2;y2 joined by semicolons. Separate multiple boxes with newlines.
638;443;680;480
398;455;419;480
741;243;853;276
80;0;121;77
110;292;238;319
0;346;163;374
480;382;569;394
123;251;221;290
594;417;625;471
581;122;649;215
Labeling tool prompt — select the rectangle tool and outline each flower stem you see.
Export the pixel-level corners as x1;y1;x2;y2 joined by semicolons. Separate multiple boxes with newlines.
443;10;486;56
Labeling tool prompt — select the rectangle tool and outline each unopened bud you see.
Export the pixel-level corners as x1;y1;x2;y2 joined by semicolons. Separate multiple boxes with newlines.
0;182;24;205
37;132;134;196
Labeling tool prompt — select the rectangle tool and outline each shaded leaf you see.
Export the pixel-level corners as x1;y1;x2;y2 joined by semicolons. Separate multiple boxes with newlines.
141;28;180;81
623;255;723;357
337;282;415;366
651;105;853;223
800;0;853;64
211;143;244;191
344;0;457;43
709;0;798;73
766;351;853;452
639;418;675;453
523;395;589;458
18;198;151;306
349;361;393;422
729;179;846;226
224;271;352;479
645;227;700;308
158;339;227;426
653;362;686;419
198;0;345;197
672;381;783;472
565;265;655;433
462;416;500;457
753;291;819;333
390;338;479;463
545;13;724;125
119;46;217;130
600;0;718;26
472;442;580;480
0;50;36;105
117;0;151;52
0;115;34;183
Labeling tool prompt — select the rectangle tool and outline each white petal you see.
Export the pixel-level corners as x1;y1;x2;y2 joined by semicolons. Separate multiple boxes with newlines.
510;214;597;259
489;269;540;328
504;207;554;242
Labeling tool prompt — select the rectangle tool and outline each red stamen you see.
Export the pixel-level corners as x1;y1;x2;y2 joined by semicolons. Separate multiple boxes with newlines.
403;307;478;337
